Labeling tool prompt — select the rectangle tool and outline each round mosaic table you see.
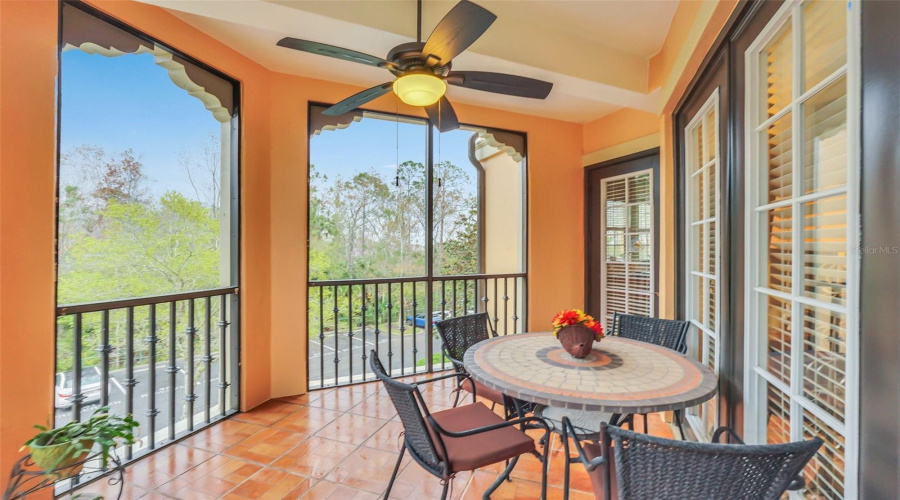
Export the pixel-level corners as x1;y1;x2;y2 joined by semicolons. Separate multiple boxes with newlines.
463;332;718;415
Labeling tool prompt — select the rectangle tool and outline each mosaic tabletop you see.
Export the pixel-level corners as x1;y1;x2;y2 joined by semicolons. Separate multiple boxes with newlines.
463;332;718;414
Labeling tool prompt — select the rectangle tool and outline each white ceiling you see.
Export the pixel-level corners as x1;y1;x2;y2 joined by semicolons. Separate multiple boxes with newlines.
143;0;678;123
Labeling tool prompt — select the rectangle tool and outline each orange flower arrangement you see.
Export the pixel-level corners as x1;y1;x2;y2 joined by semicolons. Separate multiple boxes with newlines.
551;309;604;341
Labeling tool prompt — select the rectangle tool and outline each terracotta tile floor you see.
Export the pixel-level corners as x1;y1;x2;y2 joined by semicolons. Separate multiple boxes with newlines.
76;374;675;499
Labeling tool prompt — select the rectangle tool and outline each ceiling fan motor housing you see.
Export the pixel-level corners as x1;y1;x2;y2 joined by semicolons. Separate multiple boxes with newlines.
385;42;451;77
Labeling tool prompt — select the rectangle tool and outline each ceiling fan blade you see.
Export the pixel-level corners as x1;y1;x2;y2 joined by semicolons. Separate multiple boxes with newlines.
425;96;460;133
447;71;553;99
322;82;394;116
277;38;395;69
422;0;496;67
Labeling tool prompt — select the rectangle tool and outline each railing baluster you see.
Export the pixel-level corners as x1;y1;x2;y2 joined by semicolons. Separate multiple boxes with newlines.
204;296;212;424
333;286;339;386
452;279;458;318
348;284;354;384
319;286;325;389
186;298;197;432
361;284;367;381
411;281;417;373
168;301;177;441
387;283;393;373
493;278;499;333
218;295;228;417
374;284;380;371
99;310;111;406
400;282;406;376
73;313;84;422
513;278;519;333
147;304;159;449
503;278;509;335
125;306;135;460
440;280;447;370
463;280;468;316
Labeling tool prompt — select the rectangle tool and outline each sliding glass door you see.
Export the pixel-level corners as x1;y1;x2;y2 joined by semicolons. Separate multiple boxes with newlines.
744;1;859;497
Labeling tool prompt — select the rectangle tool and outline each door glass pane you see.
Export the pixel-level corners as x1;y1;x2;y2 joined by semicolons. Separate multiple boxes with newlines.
803;0;847;91
764;112;793;203
707;221;716;275
803;410;846;499
695;123;705;171
630;262;651;293
802;195;847;305
765;294;792;384
802;76;847;194
802;307;847;420
704;110;717;162
706;278;716;333
606;231;625;261
767;206;792;293
628;173;651;203
766;383;792;444
760;24;793;123
696;223;705;273
696;172;705;221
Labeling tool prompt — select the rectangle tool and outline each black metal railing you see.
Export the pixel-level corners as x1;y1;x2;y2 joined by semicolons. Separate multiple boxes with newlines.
54;287;239;463
307;273;526;389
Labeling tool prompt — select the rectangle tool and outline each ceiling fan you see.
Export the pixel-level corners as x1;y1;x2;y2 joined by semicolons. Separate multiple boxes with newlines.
276;0;553;132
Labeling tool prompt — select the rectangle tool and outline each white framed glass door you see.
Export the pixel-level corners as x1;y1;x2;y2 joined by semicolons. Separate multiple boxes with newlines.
600;170;655;327
744;0;859;497
683;91;720;441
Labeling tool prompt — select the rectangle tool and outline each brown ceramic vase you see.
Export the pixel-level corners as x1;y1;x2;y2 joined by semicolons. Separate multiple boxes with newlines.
557;324;596;358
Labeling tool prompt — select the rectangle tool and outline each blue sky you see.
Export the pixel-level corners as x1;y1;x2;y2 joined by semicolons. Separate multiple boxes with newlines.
310;114;478;194
63;50;478;201
61;50;219;198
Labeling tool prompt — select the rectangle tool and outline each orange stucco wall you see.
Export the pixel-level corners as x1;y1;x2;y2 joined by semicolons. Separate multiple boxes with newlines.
0;0;59;488
0;0;585;482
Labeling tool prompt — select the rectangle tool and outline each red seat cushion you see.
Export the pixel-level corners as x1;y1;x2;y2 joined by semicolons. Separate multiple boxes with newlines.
429;402;535;472
461;378;506;405
584;442;618;499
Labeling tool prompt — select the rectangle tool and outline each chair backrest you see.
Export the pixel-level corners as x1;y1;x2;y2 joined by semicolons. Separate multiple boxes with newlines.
434;313;493;372
605;425;822;500
612;313;689;354
368;352;443;475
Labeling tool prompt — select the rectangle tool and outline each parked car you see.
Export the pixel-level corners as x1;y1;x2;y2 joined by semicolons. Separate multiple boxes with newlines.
405;311;451;328
55;367;103;409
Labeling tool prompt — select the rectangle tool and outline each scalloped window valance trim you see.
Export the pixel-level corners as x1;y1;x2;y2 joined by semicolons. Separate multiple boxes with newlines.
62;4;234;123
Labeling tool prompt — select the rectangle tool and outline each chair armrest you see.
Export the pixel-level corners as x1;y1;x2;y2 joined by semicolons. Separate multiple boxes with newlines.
429;415;550;439
561;417;607;472
712;426;745;444
416;371;470;386
440;348;467;373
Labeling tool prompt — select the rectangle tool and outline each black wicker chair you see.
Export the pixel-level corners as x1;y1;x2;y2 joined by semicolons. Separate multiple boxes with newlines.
435;313;523;415
560;417;822;500
369;350;552;500
534;313;691;440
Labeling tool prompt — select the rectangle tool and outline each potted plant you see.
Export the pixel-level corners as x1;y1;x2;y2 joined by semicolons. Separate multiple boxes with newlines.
23;407;139;480
552;309;604;359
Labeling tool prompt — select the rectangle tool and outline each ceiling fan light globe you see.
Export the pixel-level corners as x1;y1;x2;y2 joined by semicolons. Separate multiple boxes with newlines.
392;74;446;107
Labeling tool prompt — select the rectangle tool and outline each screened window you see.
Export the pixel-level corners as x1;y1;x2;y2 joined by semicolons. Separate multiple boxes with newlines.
745;1;858;497
54;2;240;465
307;105;527;388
